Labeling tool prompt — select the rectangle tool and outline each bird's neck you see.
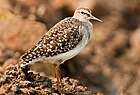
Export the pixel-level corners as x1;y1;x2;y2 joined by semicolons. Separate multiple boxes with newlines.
83;21;93;39
72;16;93;38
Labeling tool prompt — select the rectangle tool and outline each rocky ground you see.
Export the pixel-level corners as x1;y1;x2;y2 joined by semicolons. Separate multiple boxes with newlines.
0;0;140;95
0;64;94;95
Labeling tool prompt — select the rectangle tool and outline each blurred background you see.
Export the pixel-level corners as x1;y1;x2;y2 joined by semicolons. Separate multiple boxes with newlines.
0;0;140;95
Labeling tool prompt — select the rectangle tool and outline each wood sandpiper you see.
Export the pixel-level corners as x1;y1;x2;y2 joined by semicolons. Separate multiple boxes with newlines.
20;7;103;92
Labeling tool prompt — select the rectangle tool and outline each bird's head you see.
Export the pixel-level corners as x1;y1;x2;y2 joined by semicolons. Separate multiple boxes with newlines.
73;7;103;22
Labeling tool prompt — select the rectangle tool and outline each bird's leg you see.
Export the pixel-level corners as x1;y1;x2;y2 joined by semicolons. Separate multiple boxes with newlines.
55;62;63;93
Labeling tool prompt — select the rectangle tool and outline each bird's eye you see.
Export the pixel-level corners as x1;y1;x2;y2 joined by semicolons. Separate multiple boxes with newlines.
81;12;84;14
80;12;90;17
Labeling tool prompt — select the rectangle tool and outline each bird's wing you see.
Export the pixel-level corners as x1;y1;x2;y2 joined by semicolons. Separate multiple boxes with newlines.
21;17;83;63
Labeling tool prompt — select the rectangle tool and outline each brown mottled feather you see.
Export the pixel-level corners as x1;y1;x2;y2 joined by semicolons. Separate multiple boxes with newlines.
21;17;83;63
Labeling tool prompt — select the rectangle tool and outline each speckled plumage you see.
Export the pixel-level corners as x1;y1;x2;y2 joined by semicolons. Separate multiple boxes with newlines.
21;17;84;64
20;7;103;92
20;7;102;66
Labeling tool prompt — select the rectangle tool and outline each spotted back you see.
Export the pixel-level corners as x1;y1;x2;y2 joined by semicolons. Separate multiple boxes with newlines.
21;17;83;64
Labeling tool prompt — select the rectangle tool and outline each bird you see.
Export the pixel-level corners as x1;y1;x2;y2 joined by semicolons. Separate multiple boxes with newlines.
20;7;103;92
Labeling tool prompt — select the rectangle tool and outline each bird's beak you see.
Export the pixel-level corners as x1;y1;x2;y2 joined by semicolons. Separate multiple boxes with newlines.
91;15;103;22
